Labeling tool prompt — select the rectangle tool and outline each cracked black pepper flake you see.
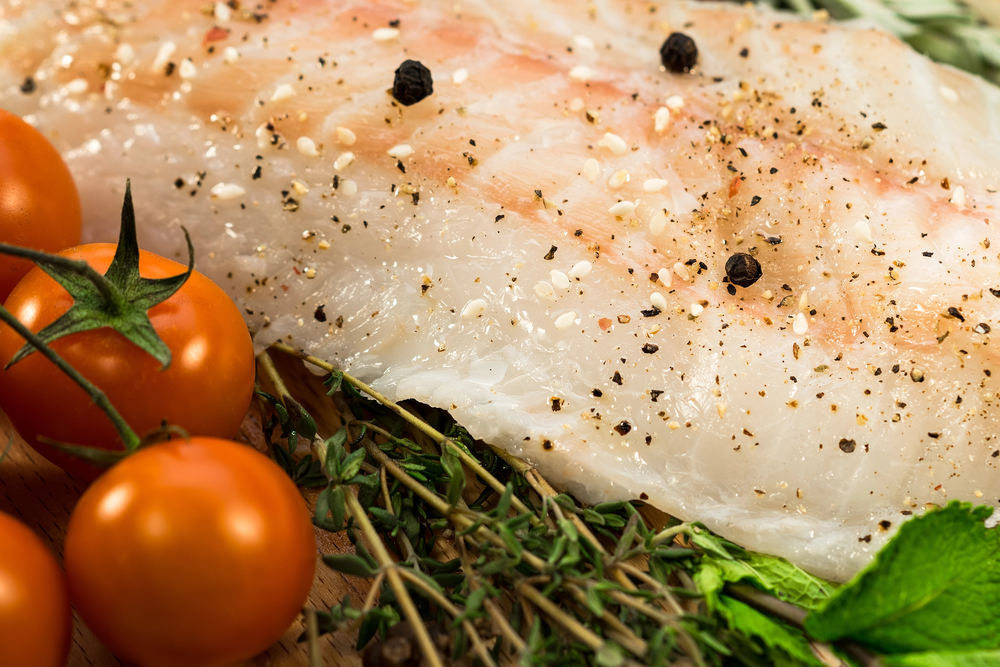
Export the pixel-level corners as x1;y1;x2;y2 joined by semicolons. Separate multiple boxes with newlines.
928;432;940;439
975;322;992;334
769;167;778;174
542;439;553;450
19;77;35;94
392;59;433;106
614;421;632;435
725;252;762;288
640;308;661;317
659;32;698;73
739;47;749;58
642;343;659;354
650;390;663;402
173;178;185;189
252;166;262;180
872;122;887;131
947;306;964;322
612;371;623;385
879;520;892;530
314;304;327;322
750;195;762;206
839;438;857;453
543;246;557;260
551;397;562;412
727;284;737;296
592;389;603;397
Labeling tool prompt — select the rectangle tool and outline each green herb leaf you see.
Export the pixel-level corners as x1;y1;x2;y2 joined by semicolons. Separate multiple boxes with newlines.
697;552;836;612
805;502;1000;653
720;596;824;667
441;444;465;506
322;554;380;579
881;650;1000;667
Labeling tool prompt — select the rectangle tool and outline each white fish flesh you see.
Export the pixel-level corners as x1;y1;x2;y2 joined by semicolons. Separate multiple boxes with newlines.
3;0;1000;581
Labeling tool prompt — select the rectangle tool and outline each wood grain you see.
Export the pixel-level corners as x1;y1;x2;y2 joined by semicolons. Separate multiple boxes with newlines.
0;351;368;667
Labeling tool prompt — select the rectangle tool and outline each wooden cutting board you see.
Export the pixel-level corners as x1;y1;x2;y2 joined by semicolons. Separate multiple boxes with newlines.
0;351;368;666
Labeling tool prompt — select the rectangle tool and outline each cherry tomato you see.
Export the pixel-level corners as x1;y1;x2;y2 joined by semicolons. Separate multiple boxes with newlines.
0;109;82;300
64;437;317;667
0;511;72;667
0;244;255;479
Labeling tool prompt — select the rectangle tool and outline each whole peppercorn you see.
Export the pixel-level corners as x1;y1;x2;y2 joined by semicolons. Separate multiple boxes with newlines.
725;252;762;288
660;32;698;73
392;60;433;106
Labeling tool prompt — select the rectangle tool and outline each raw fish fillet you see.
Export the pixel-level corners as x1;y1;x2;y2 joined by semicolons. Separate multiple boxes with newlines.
4;0;1000;580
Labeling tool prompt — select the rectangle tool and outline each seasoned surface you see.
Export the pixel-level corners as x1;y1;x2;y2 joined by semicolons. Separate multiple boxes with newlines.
3;0;1000;579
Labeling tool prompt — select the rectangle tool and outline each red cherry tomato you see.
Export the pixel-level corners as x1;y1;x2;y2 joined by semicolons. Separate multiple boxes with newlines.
0;243;255;479
0;109;82;300
0;511;72;667
64;437;317;667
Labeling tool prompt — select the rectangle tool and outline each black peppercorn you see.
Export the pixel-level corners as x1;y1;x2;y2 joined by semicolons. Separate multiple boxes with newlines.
660;32;698;73
725;252;762;288
392;59;433;106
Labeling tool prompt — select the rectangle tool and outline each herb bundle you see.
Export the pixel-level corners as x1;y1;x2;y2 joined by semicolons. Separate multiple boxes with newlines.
258;344;1000;667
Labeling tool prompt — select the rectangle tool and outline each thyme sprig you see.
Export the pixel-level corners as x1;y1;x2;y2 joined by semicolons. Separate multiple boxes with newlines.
263;345;843;667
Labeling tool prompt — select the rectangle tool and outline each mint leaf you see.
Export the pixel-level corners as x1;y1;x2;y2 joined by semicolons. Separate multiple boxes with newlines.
805;502;1000;653
720;597;824;667
882;650;1000;667
697;552;837;612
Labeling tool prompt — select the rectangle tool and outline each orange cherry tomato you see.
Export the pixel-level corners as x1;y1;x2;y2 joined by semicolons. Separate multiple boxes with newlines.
64;437;317;667
0;244;255;480
0;109;82;300
0;511;72;667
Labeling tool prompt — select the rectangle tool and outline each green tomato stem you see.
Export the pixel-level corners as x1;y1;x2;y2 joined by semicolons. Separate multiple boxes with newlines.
0;243;123;310
0;302;141;451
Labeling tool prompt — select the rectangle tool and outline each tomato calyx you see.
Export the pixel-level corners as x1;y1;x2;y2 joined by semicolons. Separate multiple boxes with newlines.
3;180;194;370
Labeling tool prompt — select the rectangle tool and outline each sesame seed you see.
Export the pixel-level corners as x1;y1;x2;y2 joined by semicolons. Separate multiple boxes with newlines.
658;268;672;288
569;97;585;111
336;127;356;146
66;78;88;94
318;240;331;250
939;85;958;103
644;178;669;193
223;47;240;64
179;59;197;79
568;261;593;279
339;180;358;196
152;41;176;73
598;132;627;155
793;312;808;335
654;106;670;133
305;267;316;279
550;270;571;290
296;136;319;156
387;144;413;158
373;27;401;42
462;299;488;319
665;95;684;110
271;83;296;102
210;183;246;200
854;220;873;243
291;179;309;196
569;65;594;82
607;169;628;189
608;200;635;217
951;185;967;208
573;35;595;50
214;0;232;22
452;68;468;85
672;262;690;282
583;158;600;183
554;311;578;329
798;292;809;310
690;303;704;317
649;210;667;235
534;281;556;300
333;151;355;171
650;292;668;311
115;43;135;66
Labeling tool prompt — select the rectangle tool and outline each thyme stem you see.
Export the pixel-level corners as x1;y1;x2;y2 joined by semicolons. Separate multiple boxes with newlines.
305;608;321;667
394;567;498;667
343;490;444;667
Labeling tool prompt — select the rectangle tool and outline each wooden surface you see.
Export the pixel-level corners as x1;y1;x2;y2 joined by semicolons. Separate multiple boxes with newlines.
0;351;369;667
